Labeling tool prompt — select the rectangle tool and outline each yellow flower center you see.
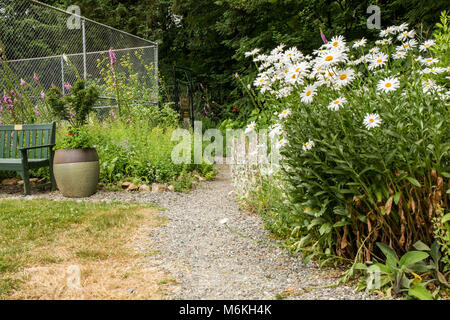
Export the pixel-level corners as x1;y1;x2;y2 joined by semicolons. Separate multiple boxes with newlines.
340;74;347;80
425;82;430;86
333;42;339;47
295;67;301;72
306;91;311;96
325;56;333;62
334;100;340;104
369;118;375;123
328;72;334;76
385;83;392;87
403;44;409;48
426;58;432;62
377;59;382;63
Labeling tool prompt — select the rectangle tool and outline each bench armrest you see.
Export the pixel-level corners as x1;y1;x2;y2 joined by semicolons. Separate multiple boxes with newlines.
19;144;55;152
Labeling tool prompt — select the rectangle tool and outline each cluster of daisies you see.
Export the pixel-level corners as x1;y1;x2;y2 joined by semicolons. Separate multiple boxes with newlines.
244;23;449;153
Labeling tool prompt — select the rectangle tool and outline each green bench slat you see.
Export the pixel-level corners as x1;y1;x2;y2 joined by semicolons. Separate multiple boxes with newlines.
0;122;56;195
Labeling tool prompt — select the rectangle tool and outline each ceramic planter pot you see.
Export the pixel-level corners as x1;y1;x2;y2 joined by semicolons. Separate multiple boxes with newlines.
53;148;99;198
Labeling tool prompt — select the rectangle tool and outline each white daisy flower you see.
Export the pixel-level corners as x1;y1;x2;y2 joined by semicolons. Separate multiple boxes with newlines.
245;121;256;134
398;39;417;51
363;113;382;130
253;75;268;88
278;109;292;119
369;53;389;70
353;38;367;49
368;47;380;55
269;123;284;138
392;51;406;60
419;40;435;52
328;97;347;111
394;23;409;33
420;67;446;75
397;29;416;41
277;137;289;149
302;139;315;151
422;79;437;93
377;77;400;93
380;27;395;38
327;35;347;50
301;84;317;103
335;68;355;87
315;48;347;68
420;57;439;66
244;48;260;57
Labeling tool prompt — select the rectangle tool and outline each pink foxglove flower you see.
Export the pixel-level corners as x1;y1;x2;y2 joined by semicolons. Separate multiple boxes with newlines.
20;79;26;87
40;92;45;99
320;28;328;44
33;73;39;84
109;49;116;67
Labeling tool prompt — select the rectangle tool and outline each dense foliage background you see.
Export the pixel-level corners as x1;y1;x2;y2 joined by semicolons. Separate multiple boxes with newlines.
41;0;449;117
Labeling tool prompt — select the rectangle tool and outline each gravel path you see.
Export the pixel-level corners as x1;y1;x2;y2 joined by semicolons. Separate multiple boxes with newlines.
141;165;376;300
0;165;377;300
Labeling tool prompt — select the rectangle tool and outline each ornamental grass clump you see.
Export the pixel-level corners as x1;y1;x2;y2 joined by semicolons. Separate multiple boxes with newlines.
243;18;449;263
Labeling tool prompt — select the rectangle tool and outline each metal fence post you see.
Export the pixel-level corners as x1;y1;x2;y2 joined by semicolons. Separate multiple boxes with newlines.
61;55;65;93
82;18;87;80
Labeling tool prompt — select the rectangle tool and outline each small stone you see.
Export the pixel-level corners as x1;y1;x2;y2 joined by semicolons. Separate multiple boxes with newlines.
127;183;139;191
18;180;24;186
121;181;132;189
152;183;167;193
139;184;151;192
128;288;135;294
168;185;175;192
194;174;206;181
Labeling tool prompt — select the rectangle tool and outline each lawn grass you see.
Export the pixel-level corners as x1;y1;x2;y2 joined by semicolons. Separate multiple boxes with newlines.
0;198;172;299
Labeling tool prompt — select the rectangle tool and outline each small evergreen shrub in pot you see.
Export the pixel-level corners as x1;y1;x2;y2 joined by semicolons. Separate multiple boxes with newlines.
47;77;100;198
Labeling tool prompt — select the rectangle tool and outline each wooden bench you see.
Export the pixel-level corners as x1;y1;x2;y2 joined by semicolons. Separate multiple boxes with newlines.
0;122;56;195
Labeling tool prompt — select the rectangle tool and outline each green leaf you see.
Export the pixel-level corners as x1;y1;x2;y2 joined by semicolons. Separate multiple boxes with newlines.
377;242;399;266
441;213;450;223
399;251;429;268
413;240;430;251
408;285;434;300
393;192;401;205
353;263;367;270
406;177;421;187
319;223;332;235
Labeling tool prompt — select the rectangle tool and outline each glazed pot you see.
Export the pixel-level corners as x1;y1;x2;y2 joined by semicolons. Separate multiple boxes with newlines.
53;148;99;198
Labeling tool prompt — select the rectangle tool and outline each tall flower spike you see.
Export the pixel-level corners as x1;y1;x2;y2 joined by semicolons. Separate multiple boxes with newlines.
109;49;116;68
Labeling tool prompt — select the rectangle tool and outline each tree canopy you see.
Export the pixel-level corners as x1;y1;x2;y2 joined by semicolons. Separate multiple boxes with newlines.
33;0;450;109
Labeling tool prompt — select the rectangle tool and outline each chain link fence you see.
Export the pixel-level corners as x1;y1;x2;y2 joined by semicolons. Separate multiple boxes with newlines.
0;0;158;111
